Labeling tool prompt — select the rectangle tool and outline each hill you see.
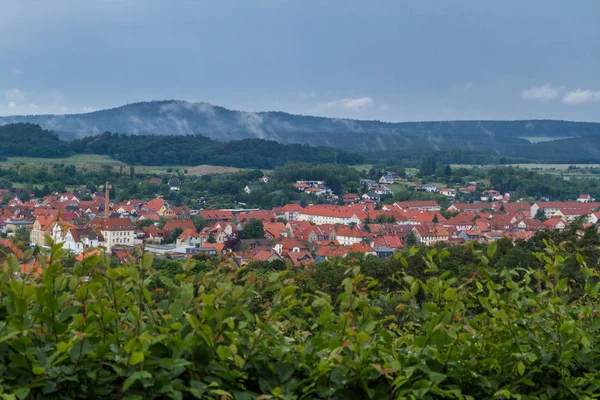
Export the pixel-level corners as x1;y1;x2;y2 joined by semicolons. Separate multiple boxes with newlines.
0;123;364;168
3;101;600;163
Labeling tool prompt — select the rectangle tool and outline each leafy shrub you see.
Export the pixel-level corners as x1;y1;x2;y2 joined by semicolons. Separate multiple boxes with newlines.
1;241;600;398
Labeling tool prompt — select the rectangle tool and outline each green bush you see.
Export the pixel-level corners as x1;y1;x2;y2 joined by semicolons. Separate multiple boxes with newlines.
1;241;600;399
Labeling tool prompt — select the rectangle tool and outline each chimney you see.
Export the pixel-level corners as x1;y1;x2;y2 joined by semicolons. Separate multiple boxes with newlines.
104;181;110;219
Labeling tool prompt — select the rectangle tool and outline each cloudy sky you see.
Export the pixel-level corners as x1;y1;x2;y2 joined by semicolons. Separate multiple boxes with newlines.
1;0;599;121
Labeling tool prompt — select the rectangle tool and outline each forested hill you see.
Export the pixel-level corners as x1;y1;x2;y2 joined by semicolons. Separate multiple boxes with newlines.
2;100;600;154
0;123;364;168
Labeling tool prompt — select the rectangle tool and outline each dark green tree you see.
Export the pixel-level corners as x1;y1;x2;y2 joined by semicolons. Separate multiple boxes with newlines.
242;219;265;239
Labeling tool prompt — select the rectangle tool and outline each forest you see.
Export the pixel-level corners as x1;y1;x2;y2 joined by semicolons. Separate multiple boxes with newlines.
7;120;600;169
0;124;364;169
2;227;600;398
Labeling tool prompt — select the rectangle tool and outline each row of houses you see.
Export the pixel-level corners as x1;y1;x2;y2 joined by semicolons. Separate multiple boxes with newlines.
6;182;600;272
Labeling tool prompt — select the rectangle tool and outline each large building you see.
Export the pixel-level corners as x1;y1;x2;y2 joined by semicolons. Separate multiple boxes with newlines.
87;217;135;252
296;206;361;225
530;202;599;221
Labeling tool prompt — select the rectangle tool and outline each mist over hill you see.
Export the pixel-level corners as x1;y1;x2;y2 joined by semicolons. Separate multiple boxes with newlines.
2;100;600;157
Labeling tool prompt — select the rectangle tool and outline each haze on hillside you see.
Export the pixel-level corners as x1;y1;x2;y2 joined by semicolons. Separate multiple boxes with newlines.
1;1;599;122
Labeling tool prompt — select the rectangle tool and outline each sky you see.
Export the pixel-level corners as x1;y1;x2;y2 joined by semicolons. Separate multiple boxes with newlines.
1;0;599;122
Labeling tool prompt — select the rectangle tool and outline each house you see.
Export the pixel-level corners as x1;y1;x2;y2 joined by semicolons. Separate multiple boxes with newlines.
197;242;227;256
63;227;103;254
259;176;270;184
530;202;599;220
296;205;361;225
273;238;308;256
342;193;361;204
393;201;441;212
544;217;568;231
335;225;370;246
421;184;438;193
30;216;58;247
162;219;196;238
287;251;314;267
439;188;456;197
411;224;449;246
145;197;168;215
262;222;290;240
481;190;503;201
199;210;235;223
447;203;494;213
379;175;395;184
168;178;181;191
86;217;135;253
459;185;478;193
276;204;304;221
578;194;594;203
176;228;204;248
142;225;165;243
244;184;262;194
252;249;282;262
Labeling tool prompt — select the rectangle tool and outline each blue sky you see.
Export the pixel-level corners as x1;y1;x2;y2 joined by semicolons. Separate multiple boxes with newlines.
1;0;599;121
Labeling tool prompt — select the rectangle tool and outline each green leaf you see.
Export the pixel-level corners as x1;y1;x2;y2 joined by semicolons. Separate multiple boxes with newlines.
14;388;30;400
122;371;152;391
129;352;144;366
559;320;575;335
517;362;525;376
33;367;45;375
486;241;497;259
217;345;231;361
443;288;457;301
171;301;183;319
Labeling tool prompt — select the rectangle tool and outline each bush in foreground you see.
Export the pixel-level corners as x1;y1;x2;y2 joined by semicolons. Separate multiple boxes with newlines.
1;242;600;399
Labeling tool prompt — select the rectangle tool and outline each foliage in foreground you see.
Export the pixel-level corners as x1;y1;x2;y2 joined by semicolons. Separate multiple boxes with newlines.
1;242;600;399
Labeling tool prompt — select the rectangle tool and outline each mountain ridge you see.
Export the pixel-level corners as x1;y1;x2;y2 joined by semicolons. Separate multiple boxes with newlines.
2;100;600;154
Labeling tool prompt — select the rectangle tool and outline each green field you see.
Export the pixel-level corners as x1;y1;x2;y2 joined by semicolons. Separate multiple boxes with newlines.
0;154;123;167
0;155;262;176
452;163;600;171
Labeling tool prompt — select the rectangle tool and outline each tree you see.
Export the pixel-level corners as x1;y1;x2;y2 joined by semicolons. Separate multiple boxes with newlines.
432;214;439;224
406;231;418;247
242;219;265;239
500;203;505;213
193;215;208;233
170;227;184;244
207;232;217;243
535;208;547;222
13;227;31;245
444;164;452;177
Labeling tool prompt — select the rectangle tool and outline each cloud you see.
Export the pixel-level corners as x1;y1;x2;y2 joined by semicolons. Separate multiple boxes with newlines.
11;67;23;75
325;97;374;111
5;88;25;102
462;82;473;91
0;88;72;116
562;89;600;105
521;84;560;102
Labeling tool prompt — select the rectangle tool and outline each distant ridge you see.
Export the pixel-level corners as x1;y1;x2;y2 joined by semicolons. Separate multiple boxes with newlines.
2;100;600;154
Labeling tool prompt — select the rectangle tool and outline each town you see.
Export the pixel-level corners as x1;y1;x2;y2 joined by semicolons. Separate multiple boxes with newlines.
2;165;598;275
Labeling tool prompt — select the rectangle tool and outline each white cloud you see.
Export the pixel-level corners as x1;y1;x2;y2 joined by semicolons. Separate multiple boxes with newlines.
521;84;560;102
0;88;73;116
325;96;374;111
5;88;25;102
11;67;23;75
562;89;600;105
462;82;473;91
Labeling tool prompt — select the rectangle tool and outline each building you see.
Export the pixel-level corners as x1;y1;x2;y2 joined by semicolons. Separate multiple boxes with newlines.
87;217;135;252
296;205;360;225
393;201;441;212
